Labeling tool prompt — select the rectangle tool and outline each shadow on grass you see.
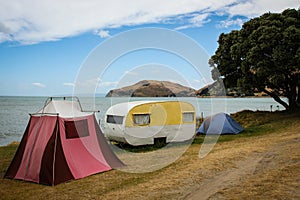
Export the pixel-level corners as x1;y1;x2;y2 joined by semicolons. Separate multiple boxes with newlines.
113;142;168;153
111;139;194;153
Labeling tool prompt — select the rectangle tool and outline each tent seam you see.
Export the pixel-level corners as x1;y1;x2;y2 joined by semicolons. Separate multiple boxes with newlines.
52;116;59;186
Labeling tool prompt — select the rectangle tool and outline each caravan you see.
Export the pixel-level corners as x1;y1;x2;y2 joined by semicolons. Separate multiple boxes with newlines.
104;101;196;146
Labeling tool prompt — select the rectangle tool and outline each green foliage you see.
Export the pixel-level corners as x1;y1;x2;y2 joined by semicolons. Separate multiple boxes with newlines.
211;9;300;110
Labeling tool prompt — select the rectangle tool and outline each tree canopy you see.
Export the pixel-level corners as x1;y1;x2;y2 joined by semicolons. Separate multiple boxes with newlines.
210;8;300;110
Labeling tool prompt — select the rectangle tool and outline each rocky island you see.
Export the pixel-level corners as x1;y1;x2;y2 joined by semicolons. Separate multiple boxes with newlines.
105;80;196;97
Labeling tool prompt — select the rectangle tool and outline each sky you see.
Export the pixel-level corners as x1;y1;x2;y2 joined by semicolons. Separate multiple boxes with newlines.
0;0;298;96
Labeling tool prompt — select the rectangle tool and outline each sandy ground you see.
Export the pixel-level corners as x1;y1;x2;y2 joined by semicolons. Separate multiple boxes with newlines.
107;119;300;200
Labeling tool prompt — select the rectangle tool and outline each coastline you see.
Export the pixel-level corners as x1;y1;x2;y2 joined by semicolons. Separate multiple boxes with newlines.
0;97;288;147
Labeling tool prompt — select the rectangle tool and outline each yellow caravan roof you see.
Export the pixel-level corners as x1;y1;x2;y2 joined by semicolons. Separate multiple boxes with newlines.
105;101;194;116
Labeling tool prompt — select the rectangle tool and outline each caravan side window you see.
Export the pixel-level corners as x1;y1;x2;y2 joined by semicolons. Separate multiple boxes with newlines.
182;112;194;123
106;115;124;124
133;114;150;125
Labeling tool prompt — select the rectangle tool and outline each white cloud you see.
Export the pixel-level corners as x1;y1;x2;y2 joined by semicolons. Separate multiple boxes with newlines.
76;78;117;88
99;81;118;87
124;70;138;76
76;77;101;87
94;30;111;38
0;0;298;44
63;82;75;87
226;0;299;18
175;13;211;30
217;18;244;29
32;82;46;88
0;32;11;43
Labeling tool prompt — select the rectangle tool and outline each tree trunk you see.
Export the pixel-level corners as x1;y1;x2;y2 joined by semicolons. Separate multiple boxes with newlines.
297;84;300;106
288;79;300;111
263;89;289;110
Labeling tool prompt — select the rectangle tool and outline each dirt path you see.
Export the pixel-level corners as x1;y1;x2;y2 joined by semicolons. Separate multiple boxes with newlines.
183;126;300;200
185;153;264;200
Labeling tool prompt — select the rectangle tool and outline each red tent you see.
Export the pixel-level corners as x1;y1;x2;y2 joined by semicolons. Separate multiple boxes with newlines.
4;97;123;185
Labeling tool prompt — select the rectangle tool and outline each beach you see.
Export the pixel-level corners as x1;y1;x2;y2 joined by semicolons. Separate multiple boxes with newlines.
0;110;299;199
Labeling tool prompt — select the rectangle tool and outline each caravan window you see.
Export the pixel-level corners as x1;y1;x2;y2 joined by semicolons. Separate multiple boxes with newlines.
182;112;194;123
65;119;89;139
107;115;124;124
133;114;150;125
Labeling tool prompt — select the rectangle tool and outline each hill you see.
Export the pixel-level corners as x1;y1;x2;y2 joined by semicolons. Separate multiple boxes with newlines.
106;80;196;97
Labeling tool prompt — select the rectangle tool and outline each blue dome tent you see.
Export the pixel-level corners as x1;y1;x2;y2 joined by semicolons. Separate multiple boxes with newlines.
197;113;243;134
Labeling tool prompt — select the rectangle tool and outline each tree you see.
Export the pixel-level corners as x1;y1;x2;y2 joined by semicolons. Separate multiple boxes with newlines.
210;8;300;111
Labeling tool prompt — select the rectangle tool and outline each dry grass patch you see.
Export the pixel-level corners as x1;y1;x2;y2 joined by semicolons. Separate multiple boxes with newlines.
220;135;300;200
0;111;299;199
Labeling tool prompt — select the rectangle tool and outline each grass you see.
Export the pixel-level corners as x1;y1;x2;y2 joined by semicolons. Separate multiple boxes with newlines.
193;109;299;144
0;110;299;199
0;143;18;178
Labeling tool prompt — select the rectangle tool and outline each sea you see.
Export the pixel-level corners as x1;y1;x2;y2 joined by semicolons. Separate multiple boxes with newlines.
0;96;287;146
